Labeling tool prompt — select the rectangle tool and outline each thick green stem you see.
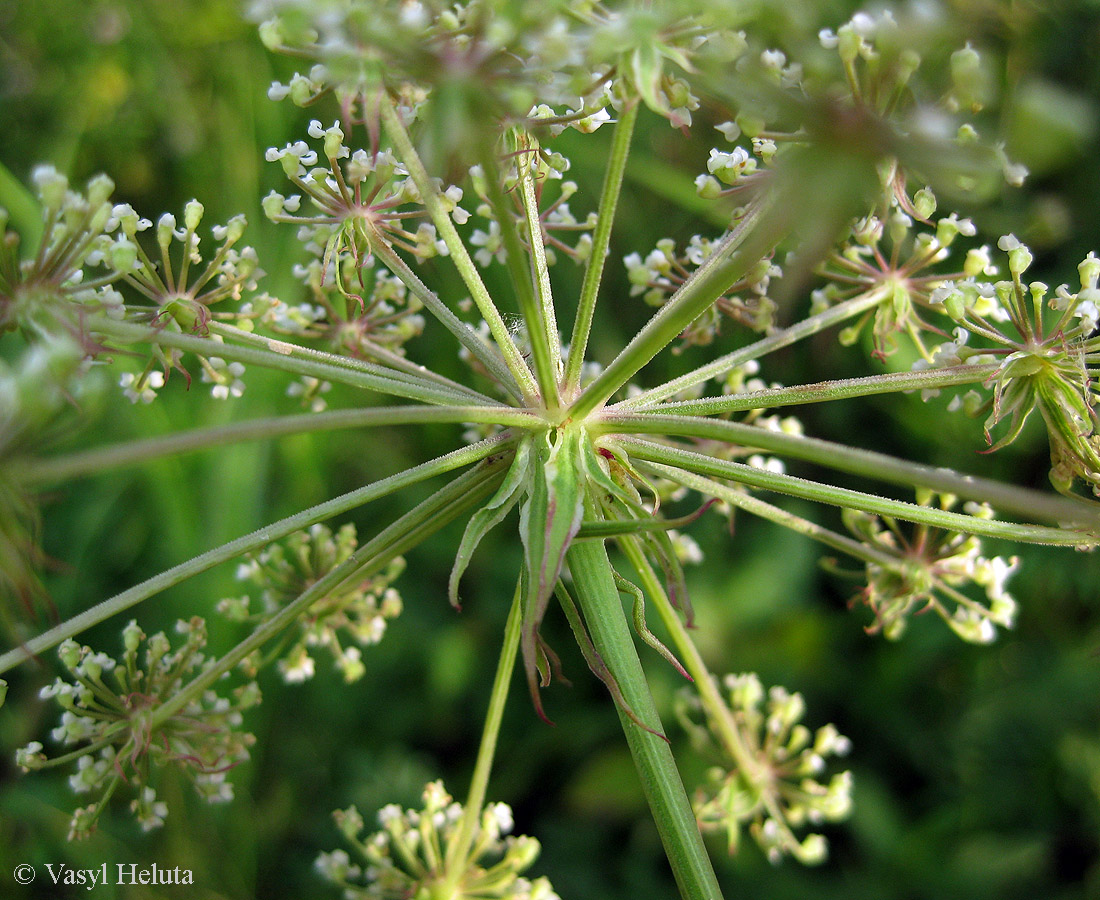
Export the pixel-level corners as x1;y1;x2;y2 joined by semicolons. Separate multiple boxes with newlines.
564;100;639;395
378;98;537;401
616;535;764;786
444;582;523;882
20;406;541;484
567;534;723;900
0;435;512;674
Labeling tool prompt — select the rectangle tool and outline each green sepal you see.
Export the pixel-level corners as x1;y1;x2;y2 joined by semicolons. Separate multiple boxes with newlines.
449;440;532;608
518;428;585;721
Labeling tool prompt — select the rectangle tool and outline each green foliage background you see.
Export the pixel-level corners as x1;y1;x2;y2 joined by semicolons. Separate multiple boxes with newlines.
1;1;1099;897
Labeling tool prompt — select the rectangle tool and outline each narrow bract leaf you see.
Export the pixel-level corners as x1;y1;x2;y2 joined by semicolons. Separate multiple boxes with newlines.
449;440;532;608
613;568;690;681
518;428;585;720
556;581;667;741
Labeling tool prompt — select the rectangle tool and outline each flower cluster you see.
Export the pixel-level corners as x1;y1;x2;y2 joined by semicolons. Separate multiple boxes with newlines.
242;267;426;361
927;240;1100;496
835;494;1018;643
677;673;853;865
98;201;262;402
252;0;752;135
104;200;260;331
316;780;559;900
218;523;404;683
625;233;779;346
814;185;984;358
16;618;260;839
0;166;119;338
263;120;463;264
467;149;597;269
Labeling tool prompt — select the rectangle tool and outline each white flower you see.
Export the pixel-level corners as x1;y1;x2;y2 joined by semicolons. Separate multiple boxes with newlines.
119;370;166;404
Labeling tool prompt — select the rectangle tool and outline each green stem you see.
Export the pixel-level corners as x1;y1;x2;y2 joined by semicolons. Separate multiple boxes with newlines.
208;320;496;406
476;135;560;410
616;287;893;409
635;463;898;569
616;534;765;786
567;530;723;900
627;363;999;416
378;98;537;401
88;316;481;408
0;435;512;675
19;406;541;484
570;199;776;420
151;458;507;727
444;581;523;881
366;229;523;398
601;414;1100;531
564;99;639;396
620;437;1095;545
515;140;563;409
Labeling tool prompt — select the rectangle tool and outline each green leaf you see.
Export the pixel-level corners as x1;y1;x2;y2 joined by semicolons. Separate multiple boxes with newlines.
449;440;532;608
518;427;585;720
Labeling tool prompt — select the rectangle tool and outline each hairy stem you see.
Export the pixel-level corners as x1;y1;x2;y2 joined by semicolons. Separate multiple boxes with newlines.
0;435;512;674
626;363;999;416
616;287;893;409
620;437;1095;545
444;581;523;881
208;320;496;406
516;138;563;407
477;134;561;410
602;414;1100;531
564;99;639;395
365;230;523;399
379;97;537;400
20;406;541;484
89;316;482;407
570;200;776;419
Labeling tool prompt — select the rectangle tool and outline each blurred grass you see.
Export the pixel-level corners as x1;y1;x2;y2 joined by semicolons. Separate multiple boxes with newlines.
2;2;1100;899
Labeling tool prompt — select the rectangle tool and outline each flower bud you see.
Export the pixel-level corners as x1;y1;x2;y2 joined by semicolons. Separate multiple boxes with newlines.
123;620;144;653
184;200;204;231
912;188;937;220
950;44;987;112
109;238;139;273
33;165;69;210
59;639;82;670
